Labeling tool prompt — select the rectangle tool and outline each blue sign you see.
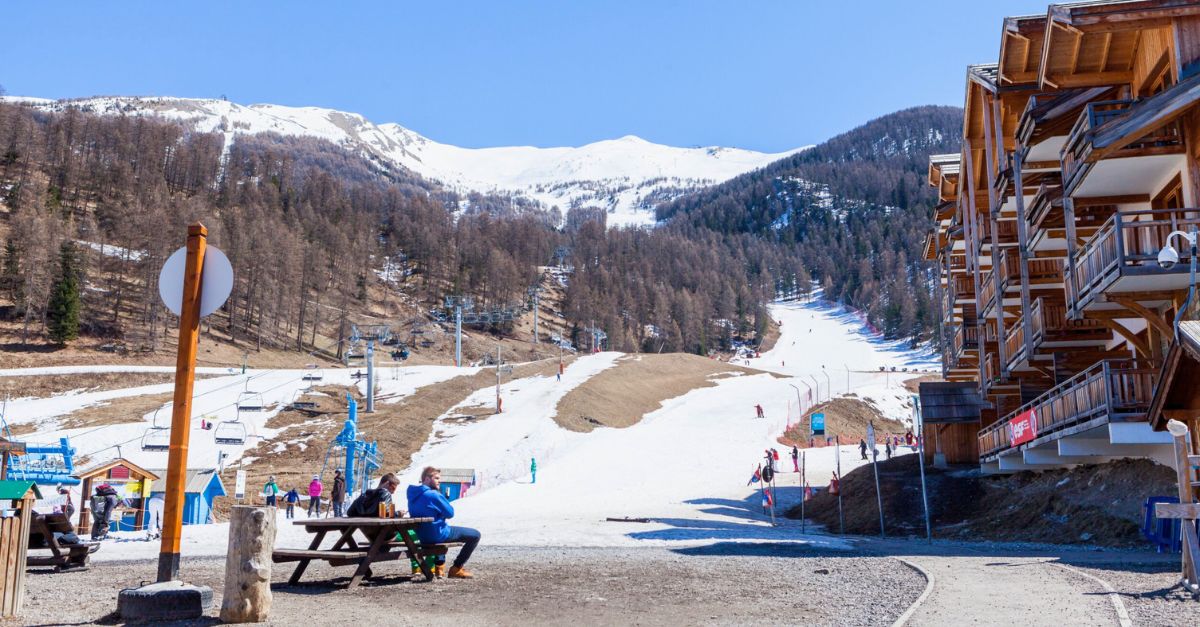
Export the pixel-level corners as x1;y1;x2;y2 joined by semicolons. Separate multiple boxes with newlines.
811;413;825;436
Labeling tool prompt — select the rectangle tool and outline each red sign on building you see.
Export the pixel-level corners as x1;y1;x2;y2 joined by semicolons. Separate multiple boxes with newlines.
1009;409;1038;446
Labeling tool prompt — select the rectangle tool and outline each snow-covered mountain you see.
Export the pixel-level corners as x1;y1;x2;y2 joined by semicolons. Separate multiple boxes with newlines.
6;96;807;227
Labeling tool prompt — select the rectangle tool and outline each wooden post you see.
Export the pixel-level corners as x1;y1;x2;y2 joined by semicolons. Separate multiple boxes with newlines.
1167;420;1200;588
158;223;208;583
219;506;275;623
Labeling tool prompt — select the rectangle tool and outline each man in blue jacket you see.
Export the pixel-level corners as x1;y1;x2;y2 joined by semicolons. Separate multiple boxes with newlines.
406;466;481;579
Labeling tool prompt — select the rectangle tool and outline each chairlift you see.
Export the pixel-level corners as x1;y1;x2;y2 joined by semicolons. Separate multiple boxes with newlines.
288;389;318;411
236;391;265;413
213;421;248;446
140;407;171;451
302;364;324;382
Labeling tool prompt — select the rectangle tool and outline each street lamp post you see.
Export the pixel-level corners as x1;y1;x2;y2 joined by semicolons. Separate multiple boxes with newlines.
809;375;822;402
1159;225;1199;337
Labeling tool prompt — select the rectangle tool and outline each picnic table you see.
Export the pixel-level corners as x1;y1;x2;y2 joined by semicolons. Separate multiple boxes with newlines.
27;512;99;571
273;517;458;588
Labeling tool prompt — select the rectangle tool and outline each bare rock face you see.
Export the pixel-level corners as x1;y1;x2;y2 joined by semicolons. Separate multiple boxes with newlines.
220;506;276;623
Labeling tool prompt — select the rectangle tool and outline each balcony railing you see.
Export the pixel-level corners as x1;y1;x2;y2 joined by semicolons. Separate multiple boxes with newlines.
1029;297;1107;345
977;219;1019;252
1028;183;1064;236
1004;316;1026;368
996;248;1064;294
978;358;1159;459
952;275;975;306
952;322;980;363
1061;99;1184;193
1065;209;1200;314
982;351;1001;395
949;254;967;273
977;267;996;313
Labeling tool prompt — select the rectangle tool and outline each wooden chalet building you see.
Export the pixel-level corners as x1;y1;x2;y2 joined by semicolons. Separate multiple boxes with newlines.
926;0;1200;473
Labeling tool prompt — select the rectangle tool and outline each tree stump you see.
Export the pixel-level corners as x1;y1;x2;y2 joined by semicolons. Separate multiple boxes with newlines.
219;506;276;623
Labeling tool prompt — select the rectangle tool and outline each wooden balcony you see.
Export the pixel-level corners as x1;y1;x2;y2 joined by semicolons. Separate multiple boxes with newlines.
982;351;1001;395
949;254;967;274
1028;297;1109;348
996;248;1064;294
951;274;975;307
1003;316;1025;371
1028;183;1064;236
1061;100;1184;195
952;322;980;366
978;358;1160;460
977;219;1019;252
1065;209;1200;316
977;267;996;315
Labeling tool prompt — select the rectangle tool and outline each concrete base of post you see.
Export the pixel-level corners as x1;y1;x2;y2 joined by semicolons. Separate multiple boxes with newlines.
118;580;213;621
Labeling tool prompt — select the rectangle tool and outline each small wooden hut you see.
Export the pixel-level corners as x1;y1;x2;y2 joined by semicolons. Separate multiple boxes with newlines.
74;459;158;535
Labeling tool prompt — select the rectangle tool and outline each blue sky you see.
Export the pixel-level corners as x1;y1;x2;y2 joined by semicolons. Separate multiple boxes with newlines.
1;1;1050;152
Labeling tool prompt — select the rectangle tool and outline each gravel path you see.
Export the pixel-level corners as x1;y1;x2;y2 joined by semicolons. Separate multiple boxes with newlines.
1067;563;1200;627
855;538;1198;627
19;544;924;626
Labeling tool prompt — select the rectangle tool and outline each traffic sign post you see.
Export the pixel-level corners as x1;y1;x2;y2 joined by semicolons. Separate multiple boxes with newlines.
157;224;211;583
121;223;231;621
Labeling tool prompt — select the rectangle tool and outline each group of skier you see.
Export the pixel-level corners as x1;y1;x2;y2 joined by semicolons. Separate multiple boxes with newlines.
262;469;347;519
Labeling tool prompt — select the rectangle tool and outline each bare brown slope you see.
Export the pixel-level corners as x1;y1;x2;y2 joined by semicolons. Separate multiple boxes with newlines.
554;353;776;433
790;456;1176;546
778;397;907;447
215;356;570;518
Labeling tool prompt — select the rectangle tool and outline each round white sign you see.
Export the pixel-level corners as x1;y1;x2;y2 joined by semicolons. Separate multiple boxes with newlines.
158;245;234;317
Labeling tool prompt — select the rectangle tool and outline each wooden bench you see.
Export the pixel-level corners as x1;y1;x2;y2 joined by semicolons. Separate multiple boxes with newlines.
27;513;100;571
272;517;442;588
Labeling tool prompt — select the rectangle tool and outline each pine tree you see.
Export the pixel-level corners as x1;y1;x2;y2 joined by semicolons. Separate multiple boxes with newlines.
46;242;82;344
1;238;21;304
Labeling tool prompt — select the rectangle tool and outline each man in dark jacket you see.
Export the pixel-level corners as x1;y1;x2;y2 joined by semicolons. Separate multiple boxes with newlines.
331;469;346;517
91;483;119;540
347;473;400;517
407;466;480;579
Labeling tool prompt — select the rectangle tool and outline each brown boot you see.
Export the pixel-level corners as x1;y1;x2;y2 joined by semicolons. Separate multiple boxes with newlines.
447;565;473;579
433;564;446;578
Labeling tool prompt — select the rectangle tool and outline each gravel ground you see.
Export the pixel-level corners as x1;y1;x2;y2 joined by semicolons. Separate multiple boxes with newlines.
1068;562;1200;627
18;544;923;626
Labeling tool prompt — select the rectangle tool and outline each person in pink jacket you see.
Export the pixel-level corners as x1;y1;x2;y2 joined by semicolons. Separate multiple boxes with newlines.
307;475;323;517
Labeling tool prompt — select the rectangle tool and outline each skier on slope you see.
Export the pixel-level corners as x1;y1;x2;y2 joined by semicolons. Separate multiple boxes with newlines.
754;404;765;419
791;446;799;473
858;439;868;461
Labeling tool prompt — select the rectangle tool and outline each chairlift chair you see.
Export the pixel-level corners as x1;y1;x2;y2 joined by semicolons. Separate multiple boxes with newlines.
140;407;171;451
302;364;324;382
213;421;248;446
236;391;265;413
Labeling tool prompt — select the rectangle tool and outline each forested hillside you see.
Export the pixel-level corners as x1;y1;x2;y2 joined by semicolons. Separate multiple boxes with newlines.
657;106;962;341
0;103;795;357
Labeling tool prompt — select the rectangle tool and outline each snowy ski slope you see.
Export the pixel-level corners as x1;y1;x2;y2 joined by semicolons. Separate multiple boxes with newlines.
4;298;931;559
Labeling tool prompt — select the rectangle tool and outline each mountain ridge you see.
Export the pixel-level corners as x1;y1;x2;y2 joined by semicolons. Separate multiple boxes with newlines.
4;95;809;227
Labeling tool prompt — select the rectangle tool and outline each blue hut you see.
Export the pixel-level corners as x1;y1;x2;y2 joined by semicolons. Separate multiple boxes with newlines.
149;468;226;525
438;468;476;502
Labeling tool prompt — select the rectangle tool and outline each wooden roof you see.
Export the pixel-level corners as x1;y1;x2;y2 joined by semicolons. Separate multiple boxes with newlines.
75;458;160;481
964;65;999;143
1038;0;1200;90
919;382;988;424
1147;320;1200;431
1001;15;1049;85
